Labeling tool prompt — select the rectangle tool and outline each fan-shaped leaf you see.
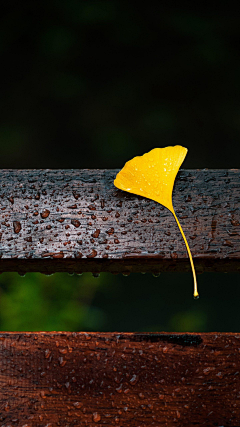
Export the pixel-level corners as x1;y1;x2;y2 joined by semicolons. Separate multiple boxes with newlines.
114;146;199;299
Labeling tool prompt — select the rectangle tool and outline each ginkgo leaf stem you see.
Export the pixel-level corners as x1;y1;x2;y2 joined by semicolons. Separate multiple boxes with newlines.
172;210;199;299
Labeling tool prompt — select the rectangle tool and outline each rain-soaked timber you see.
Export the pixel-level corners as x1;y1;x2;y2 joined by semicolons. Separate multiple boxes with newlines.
1;332;240;426
0;169;240;425
0;169;239;274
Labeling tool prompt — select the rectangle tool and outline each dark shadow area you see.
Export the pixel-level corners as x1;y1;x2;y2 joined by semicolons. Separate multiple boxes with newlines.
1;2;240;169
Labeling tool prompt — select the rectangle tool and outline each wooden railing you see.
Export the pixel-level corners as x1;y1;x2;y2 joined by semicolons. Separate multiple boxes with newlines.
0;169;239;425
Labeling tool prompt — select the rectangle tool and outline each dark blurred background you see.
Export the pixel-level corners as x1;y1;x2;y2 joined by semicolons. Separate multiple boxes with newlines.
0;2;239;332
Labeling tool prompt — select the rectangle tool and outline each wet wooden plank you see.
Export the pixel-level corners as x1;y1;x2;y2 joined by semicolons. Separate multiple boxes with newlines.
0;332;240;426
0;169;239;274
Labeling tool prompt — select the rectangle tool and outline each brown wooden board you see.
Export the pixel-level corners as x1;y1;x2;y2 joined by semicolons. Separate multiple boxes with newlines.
0;332;240;426
0;169;239;274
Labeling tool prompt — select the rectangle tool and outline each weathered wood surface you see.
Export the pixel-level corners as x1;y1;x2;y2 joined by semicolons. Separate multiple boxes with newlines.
0;169;239;274
0;332;240;426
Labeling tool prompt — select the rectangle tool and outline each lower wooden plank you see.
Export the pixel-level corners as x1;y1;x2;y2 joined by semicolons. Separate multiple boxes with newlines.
0;332;240;426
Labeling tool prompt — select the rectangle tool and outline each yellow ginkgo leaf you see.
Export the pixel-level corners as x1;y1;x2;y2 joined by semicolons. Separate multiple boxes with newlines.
114;146;199;299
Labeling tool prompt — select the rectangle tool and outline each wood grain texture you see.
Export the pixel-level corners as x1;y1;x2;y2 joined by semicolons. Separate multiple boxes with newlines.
0;332;240;426
0;169;239;274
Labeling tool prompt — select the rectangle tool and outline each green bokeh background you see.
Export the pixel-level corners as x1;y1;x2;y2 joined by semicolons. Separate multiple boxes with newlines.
0;2;239;332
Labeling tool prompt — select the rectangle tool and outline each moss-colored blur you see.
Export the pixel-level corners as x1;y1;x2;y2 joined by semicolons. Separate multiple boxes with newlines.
0;272;239;332
0;3;239;331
